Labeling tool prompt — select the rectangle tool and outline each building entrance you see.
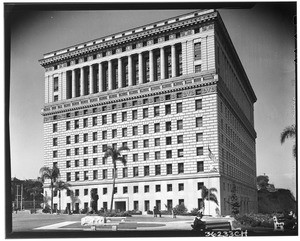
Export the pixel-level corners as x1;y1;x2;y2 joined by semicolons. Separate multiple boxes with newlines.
115;201;126;212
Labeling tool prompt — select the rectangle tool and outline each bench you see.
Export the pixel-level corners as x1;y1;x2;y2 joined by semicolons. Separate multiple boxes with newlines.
205;221;232;231
273;216;285;231
81;216;127;231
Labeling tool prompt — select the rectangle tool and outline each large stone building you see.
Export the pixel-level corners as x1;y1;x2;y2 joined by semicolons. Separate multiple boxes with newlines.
39;9;257;215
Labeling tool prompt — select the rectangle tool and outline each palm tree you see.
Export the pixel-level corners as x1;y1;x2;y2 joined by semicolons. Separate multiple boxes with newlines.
54;180;70;214
281;124;296;159
104;146;130;212
39;165;60;214
26;186;43;214
200;185;219;215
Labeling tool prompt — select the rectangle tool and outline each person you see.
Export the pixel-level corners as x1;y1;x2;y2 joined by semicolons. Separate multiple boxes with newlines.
153;206;157;217
191;211;205;232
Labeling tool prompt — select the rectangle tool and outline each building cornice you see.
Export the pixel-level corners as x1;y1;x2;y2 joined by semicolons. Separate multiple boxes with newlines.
38;10;217;67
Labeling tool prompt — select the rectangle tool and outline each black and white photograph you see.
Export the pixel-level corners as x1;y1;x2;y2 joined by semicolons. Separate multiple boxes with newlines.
5;1;297;238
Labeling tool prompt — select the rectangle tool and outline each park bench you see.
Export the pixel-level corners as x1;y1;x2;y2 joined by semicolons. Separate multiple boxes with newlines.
273;216;285;231
204;221;232;231
81;216;127;231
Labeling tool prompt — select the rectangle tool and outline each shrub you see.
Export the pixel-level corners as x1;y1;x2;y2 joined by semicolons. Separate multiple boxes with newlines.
190;208;200;216
235;213;274;228
42;206;51;213
98;211;132;217
173;204;188;215
147;210;153;215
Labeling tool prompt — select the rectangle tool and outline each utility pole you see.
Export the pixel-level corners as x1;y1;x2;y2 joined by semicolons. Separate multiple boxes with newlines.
16;185;19;210
21;184;23;210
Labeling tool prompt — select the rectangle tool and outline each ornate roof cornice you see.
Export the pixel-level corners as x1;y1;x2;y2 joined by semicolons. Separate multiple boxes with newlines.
38;10;217;67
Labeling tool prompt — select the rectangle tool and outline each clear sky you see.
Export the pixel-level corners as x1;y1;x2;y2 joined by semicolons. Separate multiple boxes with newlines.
9;3;296;195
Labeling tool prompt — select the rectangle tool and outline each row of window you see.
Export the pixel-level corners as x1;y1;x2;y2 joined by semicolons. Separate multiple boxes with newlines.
53;144;204;159
65;161;205;181
52;99;203;132
58;181;205;198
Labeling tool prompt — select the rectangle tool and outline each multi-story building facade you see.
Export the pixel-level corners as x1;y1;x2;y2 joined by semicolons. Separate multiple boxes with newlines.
39;9;257;215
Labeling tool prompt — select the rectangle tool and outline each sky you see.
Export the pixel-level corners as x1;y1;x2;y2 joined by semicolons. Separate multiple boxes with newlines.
8;3;297;195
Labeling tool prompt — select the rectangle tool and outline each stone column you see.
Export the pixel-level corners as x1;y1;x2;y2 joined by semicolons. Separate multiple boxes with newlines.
108;60;112;90
171;44;176;78
118;58;122;88
89;65;93;94
138;53;143;84
72;69;76;98
128;55;132;86
160;47;165;80
80;67;84;96
149;50;154;82
98;62;103;92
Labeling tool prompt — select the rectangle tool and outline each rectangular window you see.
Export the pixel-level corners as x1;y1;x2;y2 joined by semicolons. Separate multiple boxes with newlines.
132;140;138;149
93;158;98;165
102;130;107;140
102;188;107;195
197;161;204;172
112;129;117;138
195;99;202;110
75;159;79;167
74;148;79;155
143;139;149;148
75;189;79;196
166;121;172;131
178;163;184;173
144;166;150;176
74;120;79;129
66;149;71;156
177;135;183;144
177;120;183;130
84;189;88;195
84;159;88;166
154;123;160;133
166;136;172;145
198;182;204;190
143;108;148;118
83;147;88;154
132;126;138;136
155;185;161;192
132;110;138;120
112;113;117;123
66;172;71;181
93;132;98;141
133;167;139;177
84;171;88;180
197;147;204;156
178;183;184;191
167;184;172;191
122;128;127;137
102;115;107;125
53;77;59;92
92;116;97;126
154;138;160;146
102;145;107;152
75;171;79;181
167;164;172;175
196;133;203;142
133;154;138;162
154;106;160;117
66;121;70;130
53;123;57;132
102;169;107;179
176;102;182;113
194;42;201;60
195;64;202;73
166;150;172;159
122;112;127;122
83;133;88;142
83;118;88;128
123;167;128;178
123;187;128;194
66;161;71;168
53;150;58;158
133;186;139;193
143;125;149;134
53;137;58;146
74;134;79;143
155;151;160;160
196;117;203;127
165;104;171;115
144;185;149;193
178;149;184;158
143;152;149;161
155;165;161;175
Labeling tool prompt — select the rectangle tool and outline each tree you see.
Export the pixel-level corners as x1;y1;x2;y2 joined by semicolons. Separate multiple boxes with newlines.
228;184;240;215
200;185;219;214
281;124;296;159
257;175;269;190
39;165;60;214
26;185;43;214
54;180;70;214
104;146;130;212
